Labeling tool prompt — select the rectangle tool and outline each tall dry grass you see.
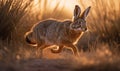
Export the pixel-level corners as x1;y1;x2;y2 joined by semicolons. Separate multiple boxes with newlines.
0;0;33;61
77;0;120;52
0;0;31;40
85;0;119;42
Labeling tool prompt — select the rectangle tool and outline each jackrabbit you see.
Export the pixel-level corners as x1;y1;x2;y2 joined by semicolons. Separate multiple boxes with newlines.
25;5;91;57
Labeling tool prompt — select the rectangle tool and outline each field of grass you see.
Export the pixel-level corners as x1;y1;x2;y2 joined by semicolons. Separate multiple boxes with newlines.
0;0;120;71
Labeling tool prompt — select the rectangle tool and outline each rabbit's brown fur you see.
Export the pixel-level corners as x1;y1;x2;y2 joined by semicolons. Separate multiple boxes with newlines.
25;5;91;57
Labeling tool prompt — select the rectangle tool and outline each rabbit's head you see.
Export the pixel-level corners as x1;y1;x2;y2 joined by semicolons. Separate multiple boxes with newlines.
25;31;37;46
70;5;91;32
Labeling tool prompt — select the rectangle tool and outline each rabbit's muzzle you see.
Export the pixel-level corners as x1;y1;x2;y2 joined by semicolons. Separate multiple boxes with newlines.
82;27;87;32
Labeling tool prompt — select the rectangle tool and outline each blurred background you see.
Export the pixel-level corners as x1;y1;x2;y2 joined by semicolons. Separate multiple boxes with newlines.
0;0;120;71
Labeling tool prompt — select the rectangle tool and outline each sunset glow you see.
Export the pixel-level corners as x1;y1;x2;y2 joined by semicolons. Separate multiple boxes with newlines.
34;0;79;14
0;0;120;71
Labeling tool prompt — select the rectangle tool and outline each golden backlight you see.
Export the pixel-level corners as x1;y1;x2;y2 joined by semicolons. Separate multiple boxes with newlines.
34;0;79;14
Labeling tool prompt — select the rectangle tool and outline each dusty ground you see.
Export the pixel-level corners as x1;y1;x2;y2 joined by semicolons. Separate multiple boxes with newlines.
0;49;120;71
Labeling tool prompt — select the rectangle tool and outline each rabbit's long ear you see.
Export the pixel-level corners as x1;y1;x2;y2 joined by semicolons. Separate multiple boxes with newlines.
74;5;81;20
81;6;91;20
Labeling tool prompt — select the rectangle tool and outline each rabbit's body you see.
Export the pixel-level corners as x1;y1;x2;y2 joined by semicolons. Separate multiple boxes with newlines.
25;5;91;57
34;19;81;45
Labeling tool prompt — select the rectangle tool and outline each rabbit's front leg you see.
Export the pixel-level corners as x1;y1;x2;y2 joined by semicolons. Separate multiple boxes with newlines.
67;44;79;56
62;40;80;56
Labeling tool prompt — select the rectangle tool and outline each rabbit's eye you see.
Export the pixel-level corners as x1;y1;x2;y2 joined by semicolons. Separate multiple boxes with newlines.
72;25;75;28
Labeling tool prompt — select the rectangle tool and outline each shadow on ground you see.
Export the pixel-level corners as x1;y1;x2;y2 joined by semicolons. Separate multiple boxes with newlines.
0;54;120;71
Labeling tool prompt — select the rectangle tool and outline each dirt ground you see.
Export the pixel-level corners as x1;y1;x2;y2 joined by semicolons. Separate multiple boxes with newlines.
0;50;120;71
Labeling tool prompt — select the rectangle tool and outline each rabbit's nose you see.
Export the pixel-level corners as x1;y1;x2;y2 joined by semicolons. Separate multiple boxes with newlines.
82;28;87;31
85;28;87;31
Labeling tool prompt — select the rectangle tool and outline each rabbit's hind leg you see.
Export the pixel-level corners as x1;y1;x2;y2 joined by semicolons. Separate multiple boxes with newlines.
36;42;49;58
51;45;63;53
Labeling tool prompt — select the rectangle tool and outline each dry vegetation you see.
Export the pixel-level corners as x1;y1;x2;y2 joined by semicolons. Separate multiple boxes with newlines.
0;0;120;71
